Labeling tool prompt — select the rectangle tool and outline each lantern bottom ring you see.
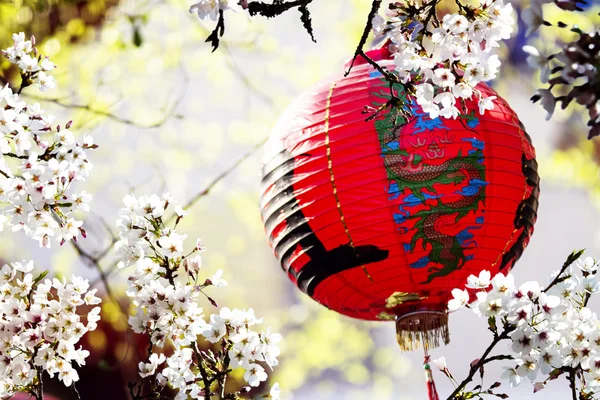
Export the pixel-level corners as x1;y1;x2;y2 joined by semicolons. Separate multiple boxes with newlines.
395;310;450;352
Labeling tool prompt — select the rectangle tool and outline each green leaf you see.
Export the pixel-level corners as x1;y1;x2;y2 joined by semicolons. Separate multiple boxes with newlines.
32;270;49;286
133;26;143;47
488;316;497;334
565;249;585;268
549;368;564;381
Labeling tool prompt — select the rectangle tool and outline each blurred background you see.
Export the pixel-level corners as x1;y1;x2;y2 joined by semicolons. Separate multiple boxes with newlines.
0;0;599;398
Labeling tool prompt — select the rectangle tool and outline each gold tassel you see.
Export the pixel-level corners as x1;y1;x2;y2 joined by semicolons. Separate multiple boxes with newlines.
395;311;450;352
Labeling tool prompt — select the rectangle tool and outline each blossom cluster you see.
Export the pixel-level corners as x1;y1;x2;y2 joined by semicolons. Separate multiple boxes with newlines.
2;32;56;92
522;1;600;138
522;0;589;39
116;194;280;399
373;0;514;119
0;33;95;247
0;261;101;397
448;253;600;395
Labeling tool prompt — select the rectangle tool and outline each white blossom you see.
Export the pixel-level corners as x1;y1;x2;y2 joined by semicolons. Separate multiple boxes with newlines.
432;357;448;371
449;252;600;394
522;1;545;36
0;34;95;247
466;270;492;289
2;33;56;90
244;363;268;387
117;194;280;396
0;262;100;396
522;45;551;83
478;96;497;115
378;0;514;119
210;269;228;287
577;257;599;274
270;382;281;400
535;89;556;120
448;288;470;312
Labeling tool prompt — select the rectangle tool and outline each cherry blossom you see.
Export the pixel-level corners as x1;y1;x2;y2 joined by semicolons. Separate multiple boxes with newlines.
523;1;600;138
445;250;600;397
117;194;280;398
448;288;470;312
0;33;96;247
2;33;57;91
374;0;514;120
0;261;100;398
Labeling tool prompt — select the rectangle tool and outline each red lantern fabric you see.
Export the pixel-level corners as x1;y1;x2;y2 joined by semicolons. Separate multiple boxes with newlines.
260;47;539;339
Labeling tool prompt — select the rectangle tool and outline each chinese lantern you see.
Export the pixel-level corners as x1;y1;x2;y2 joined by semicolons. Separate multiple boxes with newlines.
259;46;539;353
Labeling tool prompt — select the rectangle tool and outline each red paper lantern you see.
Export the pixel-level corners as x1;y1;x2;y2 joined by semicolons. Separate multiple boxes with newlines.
260;47;539;350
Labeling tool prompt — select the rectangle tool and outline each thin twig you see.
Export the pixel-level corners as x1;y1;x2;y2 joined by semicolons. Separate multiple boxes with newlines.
194;344;212;400
218;339;232;399
174;138;267;220
569;368;577;400
447;327;514;399
70;238;127;318
23;96;153;127
206;9;226;52
543;249;585;293
89;138;267;287
345;0;383;75
21;64;189;129
246;0;313;18
220;43;277;109
71;383;81;400
36;366;43;400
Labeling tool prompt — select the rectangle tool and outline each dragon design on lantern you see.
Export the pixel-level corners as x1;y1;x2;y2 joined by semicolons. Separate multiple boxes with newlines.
372;77;487;283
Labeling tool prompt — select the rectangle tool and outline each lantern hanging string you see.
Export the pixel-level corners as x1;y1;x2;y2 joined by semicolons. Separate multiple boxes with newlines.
423;347;440;400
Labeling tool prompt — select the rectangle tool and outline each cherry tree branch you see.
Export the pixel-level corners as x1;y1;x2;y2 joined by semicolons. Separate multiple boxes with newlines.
569;368;577;400
206;9;226;52
220;42;278;109
21;64;189;129
543;249;585;293
447;327;515;399
88;138;266;288
173;138;267;221
246;0;313;18
206;0;315;50
345;0;382;75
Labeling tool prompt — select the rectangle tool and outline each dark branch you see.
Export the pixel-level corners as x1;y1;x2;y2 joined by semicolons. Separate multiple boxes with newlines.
247;0;313;18
206;9;226;52
247;0;315;41
71;383;81;400
299;5;316;42
543;249;585;293
447;327;514;399
569;368;577;400
345;0;382;75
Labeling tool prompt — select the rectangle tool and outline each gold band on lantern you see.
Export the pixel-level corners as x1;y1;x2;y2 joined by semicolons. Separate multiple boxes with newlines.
395;311;450;352
324;81;373;282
